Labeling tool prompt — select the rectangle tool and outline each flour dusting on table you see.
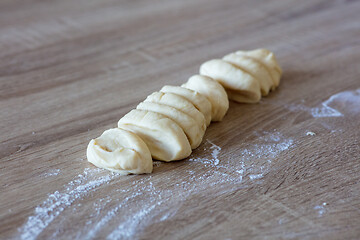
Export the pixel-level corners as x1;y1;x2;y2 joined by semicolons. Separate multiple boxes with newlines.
284;88;360;118
17;130;294;239
18;168;120;240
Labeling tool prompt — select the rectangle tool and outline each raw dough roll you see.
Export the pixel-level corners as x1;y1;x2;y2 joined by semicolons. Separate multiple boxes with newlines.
235;49;282;90
223;53;273;96
87;128;153;175
137;101;204;149
144;92;206;134
200;59;261;103
160;85;212;126
118;109;192;161
182;74;229;122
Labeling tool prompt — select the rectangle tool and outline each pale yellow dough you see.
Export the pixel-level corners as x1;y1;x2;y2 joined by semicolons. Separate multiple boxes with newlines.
182;75;229;122
235;49;282;90
144;92;206;134
118;109;191;161
137;101;204;149
223;53;273;96
200;59;261;103
87;48;282;174
160;85;212;126
87;128;153;175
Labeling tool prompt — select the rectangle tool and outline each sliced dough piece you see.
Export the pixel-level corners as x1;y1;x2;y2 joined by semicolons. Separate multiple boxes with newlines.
200;59;261;103
223;53;273;96
144;92;206;134
235;49;282;90
137;102;203;149
160;85;212;126
182;75;229;122
118;109;191;161
87;128;153;175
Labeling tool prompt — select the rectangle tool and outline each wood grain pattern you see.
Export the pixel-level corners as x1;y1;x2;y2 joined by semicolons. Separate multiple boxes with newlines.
1;0;360;239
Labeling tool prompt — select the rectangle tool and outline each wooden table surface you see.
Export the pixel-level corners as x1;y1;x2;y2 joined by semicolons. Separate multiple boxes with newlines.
1;0;360;239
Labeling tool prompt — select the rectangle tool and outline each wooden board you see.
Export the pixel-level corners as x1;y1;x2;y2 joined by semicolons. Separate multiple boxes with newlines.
1;0;360;239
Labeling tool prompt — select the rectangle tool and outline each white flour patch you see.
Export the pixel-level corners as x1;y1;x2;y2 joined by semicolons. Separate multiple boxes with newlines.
237;132;293;182
106;201;163;240
310;96;343;118
284;88;360;118
188;140;224;167
18;168;119;240
207;139;221;165
41;169;61;177
190;132;293;185
84;192;143;239
314;202;327;217
249;174;264;180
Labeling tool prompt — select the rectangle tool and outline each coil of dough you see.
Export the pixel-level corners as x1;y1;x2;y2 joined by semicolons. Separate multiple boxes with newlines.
87;128;153;175
182;75;229;122
160;85;212;127
118;109;192;161
199;48;281;103
200;59;261;103
87;48;282;175
144;92;207;134
235;49;282;90
136;101;203;149
223;53;273;96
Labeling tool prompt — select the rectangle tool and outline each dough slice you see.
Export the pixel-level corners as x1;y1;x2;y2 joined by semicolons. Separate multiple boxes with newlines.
137;102;204;149
144;92;206;134
223;53;273;96
200;59;261;103
182;74;229;122
87;128;153;175
118;109;191;161
235;49;282;90
160;85;212;126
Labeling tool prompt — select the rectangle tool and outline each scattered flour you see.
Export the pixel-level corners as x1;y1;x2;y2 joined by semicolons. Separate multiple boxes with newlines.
17;131;294;240
306;131;316;136
41;169;61;177
238;132;293;183
207;139;221;165
18;168;119;240
310;95;343;118
189;131;293;185
188;140;225;168
314;202;327;217
15;90;360;239
84;192;143;239
106;201;163;240
284;88;360;118
249;174;264;180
